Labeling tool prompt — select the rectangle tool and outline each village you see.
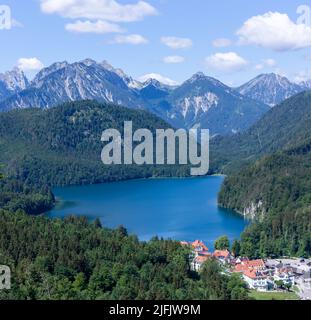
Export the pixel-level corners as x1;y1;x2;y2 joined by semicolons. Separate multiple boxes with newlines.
181;240;311;300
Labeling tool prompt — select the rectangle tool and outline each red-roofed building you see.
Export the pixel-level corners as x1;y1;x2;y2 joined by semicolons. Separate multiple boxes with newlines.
191;240;208;252
242;269;270;291
213;250;232;263
246;259;266;270
191;255;210;272
199;251;212;257
234;263;250;273
234;259;266;273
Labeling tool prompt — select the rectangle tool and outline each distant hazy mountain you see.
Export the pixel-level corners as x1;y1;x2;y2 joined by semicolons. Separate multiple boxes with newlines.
139;78;173;100
0;59;269;135
237;73;304;107
151;72;269;135
0;68;29;101
300;79;311;90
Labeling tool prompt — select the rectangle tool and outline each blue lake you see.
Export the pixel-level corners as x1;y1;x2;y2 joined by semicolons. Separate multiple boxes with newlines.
48;176;248;249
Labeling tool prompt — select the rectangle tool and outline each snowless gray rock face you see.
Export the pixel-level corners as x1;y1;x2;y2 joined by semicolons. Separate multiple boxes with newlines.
1;59;308;136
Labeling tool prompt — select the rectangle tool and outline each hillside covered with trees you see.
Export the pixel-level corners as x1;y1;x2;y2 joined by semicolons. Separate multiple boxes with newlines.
215;92;311;258
0;210;249;300
210;91;311;174
0;100;191;189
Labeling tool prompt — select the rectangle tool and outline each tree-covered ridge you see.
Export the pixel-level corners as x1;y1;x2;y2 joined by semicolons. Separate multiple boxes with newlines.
0;177;54;215
0;210;249;300
213;91;311;258
0;100;191;189
218;138;311;258
210;91;311;174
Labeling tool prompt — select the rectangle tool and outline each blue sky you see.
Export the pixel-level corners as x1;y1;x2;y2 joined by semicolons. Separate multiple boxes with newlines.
1;0;311;86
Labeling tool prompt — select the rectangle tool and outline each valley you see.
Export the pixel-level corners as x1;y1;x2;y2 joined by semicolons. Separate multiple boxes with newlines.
2;0;311;303
1;59;311;300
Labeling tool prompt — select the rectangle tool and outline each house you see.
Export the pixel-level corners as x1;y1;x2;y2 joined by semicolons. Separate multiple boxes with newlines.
234;263;250;273
191;240;208;252
273;268;295;286
234;259;266;272
231;257;249;266
234;258;271;291
213;250;231;264
191;255;210;272
242;270;270;291
198;251;212;257
246;259;266;270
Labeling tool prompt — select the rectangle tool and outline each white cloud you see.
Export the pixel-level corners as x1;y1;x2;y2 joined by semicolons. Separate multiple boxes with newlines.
237;11;311;51
212;38;232;48
112;34;148;44
293;70;311;83
65;20;124;33
40;0;157;22
138;73;178;86
255;58;277;70
17;58;44;72
161;36;192;49
205;52;248;73
163;56;185;64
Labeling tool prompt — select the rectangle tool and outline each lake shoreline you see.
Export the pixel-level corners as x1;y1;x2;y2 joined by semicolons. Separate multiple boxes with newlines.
48;176;248;249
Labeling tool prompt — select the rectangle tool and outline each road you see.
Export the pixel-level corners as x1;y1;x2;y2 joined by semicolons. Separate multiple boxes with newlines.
296;279;311;300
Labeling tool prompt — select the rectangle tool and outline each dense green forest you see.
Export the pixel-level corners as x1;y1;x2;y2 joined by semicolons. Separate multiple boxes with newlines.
0;177;54;215
216;93;311;258
219;143;311;258
0;210;249;300
0;100;191;189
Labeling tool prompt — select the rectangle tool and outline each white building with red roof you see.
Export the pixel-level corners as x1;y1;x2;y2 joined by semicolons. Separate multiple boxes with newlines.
213;249;232;264
242;270;270;291
234;259;265;272
191;255;210;272
191;240;209;252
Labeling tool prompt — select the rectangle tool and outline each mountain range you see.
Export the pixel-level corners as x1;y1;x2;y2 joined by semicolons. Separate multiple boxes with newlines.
237;73;306;107
0;59;310;135
0;68;29;101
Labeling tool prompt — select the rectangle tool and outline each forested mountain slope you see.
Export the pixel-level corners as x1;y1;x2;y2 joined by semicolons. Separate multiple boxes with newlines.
210;91;311;174
215;93;311;258
0;100;190;189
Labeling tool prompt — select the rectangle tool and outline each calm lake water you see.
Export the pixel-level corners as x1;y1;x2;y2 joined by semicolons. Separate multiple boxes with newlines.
48;176;248;249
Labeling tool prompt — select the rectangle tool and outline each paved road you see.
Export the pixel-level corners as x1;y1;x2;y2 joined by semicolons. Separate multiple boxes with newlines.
297;279;311;300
